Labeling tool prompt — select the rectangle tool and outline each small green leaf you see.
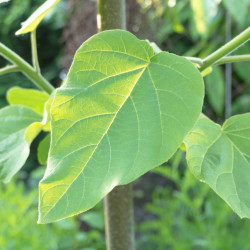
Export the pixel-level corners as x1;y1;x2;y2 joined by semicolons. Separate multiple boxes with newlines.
37;134;50;165
7;87;49;115
184;114;250;218
39;30;204;223
234;45;250;82
232;94;250;115
205;67;225;116
81;211;104;230
0;105;42;183
15;0;61;35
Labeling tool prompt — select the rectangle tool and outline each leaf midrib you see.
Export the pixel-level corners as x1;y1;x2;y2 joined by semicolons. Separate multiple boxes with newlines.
41;65;149;220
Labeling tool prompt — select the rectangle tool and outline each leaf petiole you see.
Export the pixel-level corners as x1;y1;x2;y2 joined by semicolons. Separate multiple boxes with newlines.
0;65;19;75
31;30;40;74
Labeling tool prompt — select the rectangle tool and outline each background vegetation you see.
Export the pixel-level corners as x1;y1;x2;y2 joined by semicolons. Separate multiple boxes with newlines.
0;0;249;249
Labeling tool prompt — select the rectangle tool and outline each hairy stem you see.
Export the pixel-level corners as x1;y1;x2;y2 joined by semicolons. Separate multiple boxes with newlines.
0;42;54;94
97;0;135;250
31;30;41;74
104;184;135;250
199;27;250;71
0;65;19;75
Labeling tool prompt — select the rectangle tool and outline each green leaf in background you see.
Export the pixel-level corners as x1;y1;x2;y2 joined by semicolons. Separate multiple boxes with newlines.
7;87;49;115
184;114;250;218
37;134;50;165
223;0;250;28
15;0;61;35
205;66;225;116
0;105;42;183
232;95;250;115
39;30;204;223
190;0;220;36
234;45;250;82
81;211;104;230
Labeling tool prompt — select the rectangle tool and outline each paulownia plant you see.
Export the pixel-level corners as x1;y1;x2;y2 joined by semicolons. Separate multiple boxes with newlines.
0;0;250;249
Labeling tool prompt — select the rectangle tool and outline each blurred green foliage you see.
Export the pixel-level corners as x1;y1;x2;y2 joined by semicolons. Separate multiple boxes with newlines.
137;150;250;250
0;172;105;250
0;0;66;108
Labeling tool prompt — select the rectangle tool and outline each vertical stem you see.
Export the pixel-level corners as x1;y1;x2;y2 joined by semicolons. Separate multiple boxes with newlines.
97;0;126;32
31;30;41;74
225;11;232;119
97;1;135;250
104;184;135;250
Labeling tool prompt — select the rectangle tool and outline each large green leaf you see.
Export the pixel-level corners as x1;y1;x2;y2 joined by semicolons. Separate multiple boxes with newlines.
0;105;42;183
184;114;250;218
39;30;204;223
7;87;49;115
16;0;61;35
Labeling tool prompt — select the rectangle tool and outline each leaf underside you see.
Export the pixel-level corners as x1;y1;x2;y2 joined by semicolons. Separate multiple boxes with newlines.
184;114;250;218
16;0;61;35
39;30;204;223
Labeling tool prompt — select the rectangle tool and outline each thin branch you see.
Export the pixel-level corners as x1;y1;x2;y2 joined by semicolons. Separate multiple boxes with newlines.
0;65;19;76
0;42;54;94
199;27;250;72
31;30;41;74
214;54;250;65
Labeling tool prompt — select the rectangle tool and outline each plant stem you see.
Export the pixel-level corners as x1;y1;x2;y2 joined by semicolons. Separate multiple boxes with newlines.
97;0;135;250
104;184;135;250
199;27;250;71
97;0;126;32
31;30;41;74
0;42;54;94
185;57;203;66
225;12;232;119
0;65;19;75
214;55;250;65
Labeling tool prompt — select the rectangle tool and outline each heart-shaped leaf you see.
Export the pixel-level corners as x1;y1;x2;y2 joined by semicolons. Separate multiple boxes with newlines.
184;113;250;218
16;0;61;35
39;30;204;223
0;105;42;183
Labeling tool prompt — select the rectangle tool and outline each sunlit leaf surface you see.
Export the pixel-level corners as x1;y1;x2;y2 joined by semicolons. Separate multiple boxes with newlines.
16;0;61;35
7;87;49;115
39;30;204;223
